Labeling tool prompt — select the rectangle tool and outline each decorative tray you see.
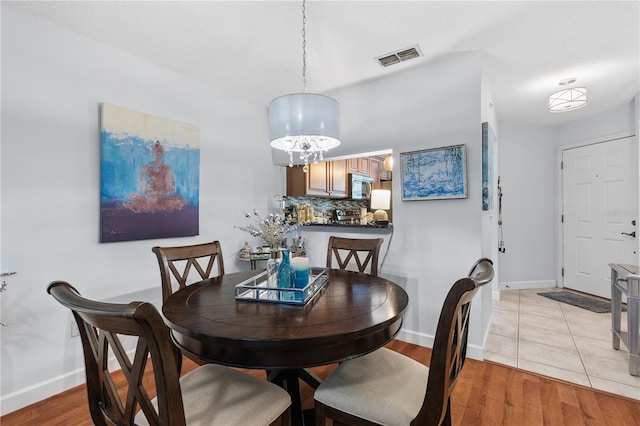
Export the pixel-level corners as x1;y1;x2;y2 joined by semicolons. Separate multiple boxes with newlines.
235;267;329;305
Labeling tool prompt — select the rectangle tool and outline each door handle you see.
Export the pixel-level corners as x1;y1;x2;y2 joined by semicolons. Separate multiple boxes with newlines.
621;231;636;238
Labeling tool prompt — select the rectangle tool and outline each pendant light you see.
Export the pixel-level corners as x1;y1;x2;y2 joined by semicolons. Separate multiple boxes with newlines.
548;78;588;112
383;154;393;172
268;0;340;172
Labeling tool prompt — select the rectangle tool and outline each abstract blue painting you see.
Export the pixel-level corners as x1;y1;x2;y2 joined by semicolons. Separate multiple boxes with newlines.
400;144;467;201
100;103;200;242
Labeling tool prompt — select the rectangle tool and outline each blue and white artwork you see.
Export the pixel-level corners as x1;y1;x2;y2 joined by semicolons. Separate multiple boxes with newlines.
482;123;495;210
400;144;467;201
100;103;200;242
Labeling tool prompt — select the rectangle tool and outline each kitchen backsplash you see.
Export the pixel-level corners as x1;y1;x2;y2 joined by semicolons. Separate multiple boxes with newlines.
284;196;368;222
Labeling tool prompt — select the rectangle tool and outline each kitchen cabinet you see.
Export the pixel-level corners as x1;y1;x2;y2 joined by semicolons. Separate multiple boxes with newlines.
368;156;392;189
348;158;358;173
369;157;381;189
330;160;348;197
286;160;348;198
380;166;392;182
306;162;329;196
348;157;370;176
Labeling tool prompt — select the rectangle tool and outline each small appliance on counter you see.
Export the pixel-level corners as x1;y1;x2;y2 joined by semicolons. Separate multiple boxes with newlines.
332;208;366;224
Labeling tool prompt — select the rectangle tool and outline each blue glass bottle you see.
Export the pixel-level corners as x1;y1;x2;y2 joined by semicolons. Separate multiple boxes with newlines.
277;249;295;300
265;245;281;288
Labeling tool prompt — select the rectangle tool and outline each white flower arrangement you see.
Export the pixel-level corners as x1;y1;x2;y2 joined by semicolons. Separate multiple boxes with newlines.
235;209;302;248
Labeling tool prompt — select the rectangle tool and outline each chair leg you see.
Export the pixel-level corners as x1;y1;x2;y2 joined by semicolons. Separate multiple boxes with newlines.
269;405;292;426
442;400;452;426
315;402;333;426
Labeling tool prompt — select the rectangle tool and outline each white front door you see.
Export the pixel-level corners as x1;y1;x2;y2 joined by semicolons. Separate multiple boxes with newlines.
562;137;638;299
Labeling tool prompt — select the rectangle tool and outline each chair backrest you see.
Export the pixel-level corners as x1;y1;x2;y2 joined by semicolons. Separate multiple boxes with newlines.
47;281;187;426
326;236;383;277
467;257;495;286
415;258;494;425
152;240;225;302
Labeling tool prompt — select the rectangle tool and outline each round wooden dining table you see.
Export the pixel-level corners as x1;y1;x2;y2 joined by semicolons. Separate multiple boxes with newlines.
162;268;409;425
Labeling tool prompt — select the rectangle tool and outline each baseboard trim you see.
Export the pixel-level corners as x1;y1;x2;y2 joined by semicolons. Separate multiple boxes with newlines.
1;348;135;416
500;280;556;291
0;368;86;416
396;329;434;349
396;329;485;361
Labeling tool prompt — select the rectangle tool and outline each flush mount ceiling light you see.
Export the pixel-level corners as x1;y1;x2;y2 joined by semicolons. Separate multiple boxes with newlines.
269;0;340;171
548;78;588;113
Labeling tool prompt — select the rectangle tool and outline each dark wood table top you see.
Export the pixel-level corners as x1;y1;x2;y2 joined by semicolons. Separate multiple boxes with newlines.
162;269;409;369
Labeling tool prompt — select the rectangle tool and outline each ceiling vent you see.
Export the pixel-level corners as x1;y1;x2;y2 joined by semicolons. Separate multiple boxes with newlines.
376;45;422;67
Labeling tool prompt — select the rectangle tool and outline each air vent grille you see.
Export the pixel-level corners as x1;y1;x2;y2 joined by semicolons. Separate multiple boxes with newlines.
376;45;422;67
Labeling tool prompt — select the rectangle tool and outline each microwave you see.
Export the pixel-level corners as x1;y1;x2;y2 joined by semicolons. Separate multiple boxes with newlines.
349;173;374;200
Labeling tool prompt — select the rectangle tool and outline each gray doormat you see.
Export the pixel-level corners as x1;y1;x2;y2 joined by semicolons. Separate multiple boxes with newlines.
537;291;625;313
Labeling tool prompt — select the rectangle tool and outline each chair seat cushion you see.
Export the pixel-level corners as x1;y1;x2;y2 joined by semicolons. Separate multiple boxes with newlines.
135;364;291;426
314;347;429;426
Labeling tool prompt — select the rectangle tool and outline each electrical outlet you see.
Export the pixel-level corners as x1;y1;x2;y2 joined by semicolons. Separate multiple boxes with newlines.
70;321;80;338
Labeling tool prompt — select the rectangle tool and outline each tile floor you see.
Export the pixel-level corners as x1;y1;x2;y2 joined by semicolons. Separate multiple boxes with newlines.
485;287;640;400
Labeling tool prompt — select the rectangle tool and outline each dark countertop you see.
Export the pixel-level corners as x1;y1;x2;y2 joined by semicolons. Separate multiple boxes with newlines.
300;222;391;229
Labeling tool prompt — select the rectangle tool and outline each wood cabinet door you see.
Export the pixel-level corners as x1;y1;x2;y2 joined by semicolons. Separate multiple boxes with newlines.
348;158;359;173
329;160;348;197
286;166;305;196
370;158;381;189
348;157;372;176
306;162;329;196
286;160;347;197
359;157;370;176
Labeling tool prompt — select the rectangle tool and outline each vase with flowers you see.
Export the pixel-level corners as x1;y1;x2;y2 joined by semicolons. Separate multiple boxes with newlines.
235;210;302;288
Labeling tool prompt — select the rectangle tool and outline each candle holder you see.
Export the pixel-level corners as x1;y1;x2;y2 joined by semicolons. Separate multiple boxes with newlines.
291;256;310;288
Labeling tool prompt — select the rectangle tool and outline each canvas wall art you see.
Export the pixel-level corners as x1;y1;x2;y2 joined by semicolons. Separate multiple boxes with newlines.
400;144;467;201
482;122;496;210
100;103;200;242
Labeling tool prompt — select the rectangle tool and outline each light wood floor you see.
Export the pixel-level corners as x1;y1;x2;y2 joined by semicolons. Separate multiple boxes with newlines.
2;340;638;425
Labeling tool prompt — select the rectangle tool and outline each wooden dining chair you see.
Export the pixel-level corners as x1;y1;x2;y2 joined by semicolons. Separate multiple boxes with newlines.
152;240;225;302
47;281;291;426
326;236;383;277
314;258;494;426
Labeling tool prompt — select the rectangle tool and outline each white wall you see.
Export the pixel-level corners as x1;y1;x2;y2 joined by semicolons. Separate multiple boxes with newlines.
318;53;489;355
498;99;639;290
480;67;500;343
497;122;558;287
556;101;636;146
0;7;282;414
1;6;493;415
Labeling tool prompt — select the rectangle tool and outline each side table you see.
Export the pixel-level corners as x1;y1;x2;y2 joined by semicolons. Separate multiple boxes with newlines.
238;252;271;270
609;263;639;376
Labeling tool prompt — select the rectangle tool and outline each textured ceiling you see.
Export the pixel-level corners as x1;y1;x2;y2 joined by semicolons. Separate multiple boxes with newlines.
5;1;639;126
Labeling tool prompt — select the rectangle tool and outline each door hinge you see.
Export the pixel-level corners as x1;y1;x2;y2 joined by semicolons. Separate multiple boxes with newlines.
561;214;564;223
560;161;564;170
561;267;564;277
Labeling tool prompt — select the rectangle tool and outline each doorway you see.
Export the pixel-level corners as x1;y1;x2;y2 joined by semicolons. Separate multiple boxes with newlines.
561;136;638;299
